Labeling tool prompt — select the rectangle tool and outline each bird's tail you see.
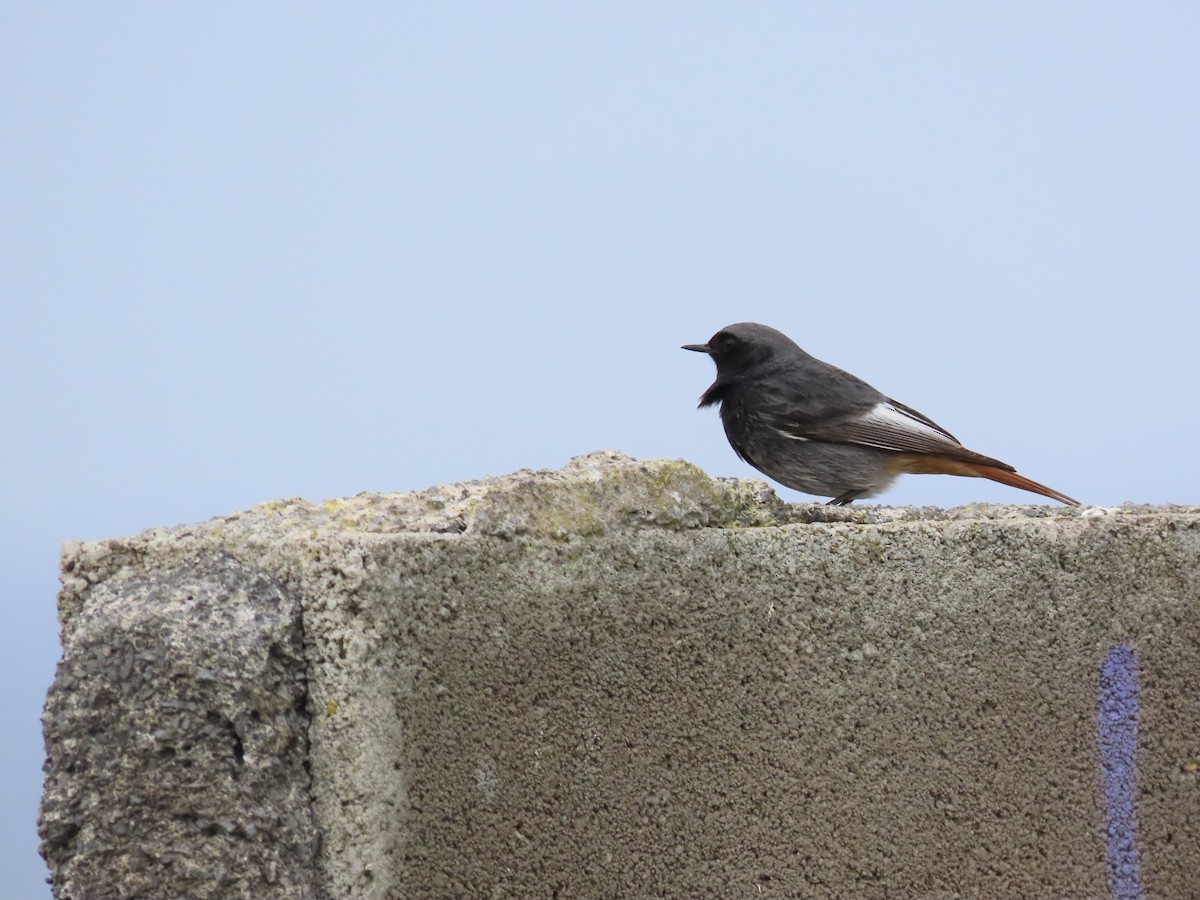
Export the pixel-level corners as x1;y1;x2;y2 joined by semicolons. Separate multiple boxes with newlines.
960;463;1081;507
895;453;1080;506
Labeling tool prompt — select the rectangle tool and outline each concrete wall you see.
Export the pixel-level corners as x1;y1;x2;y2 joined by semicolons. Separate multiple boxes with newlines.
40;452;1200;898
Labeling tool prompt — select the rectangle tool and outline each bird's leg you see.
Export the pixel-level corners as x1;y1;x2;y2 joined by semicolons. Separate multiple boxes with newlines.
827;490;866;507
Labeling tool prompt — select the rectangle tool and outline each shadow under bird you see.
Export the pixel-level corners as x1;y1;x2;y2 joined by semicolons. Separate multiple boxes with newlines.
683;322;1079;507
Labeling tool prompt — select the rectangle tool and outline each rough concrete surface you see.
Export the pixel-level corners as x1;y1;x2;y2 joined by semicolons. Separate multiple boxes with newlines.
40;451;1200;898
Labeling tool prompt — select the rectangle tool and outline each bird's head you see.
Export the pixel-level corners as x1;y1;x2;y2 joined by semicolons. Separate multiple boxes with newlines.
682;322;799;376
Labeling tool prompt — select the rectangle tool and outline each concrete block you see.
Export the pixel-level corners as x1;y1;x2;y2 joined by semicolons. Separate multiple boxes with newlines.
40;452;1200;898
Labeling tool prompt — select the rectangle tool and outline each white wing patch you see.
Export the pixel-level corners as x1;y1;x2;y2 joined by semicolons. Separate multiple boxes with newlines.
849;401;963;452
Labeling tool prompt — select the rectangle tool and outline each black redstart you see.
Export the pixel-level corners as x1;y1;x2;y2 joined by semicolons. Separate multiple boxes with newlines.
683;322;1079;506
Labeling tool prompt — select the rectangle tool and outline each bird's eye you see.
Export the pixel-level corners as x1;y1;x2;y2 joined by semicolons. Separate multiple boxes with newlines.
713;332;738;353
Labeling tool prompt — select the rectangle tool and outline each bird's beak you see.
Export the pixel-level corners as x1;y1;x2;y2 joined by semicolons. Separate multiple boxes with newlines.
681;343;711;354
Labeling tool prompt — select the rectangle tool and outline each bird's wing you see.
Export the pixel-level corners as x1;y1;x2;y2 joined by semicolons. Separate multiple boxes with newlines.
773;397;1014;470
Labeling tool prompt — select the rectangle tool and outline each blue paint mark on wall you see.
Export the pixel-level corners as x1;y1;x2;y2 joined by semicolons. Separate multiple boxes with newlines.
1097;644;1143;900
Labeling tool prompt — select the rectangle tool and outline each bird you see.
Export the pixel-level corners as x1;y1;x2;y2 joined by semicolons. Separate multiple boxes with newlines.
683;322;1079;507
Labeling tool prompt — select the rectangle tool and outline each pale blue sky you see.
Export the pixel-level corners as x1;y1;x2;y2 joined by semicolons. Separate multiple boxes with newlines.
4;4;1198;895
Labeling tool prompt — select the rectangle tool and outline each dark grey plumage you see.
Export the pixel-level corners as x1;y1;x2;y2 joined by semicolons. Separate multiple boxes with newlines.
683;322;1079;506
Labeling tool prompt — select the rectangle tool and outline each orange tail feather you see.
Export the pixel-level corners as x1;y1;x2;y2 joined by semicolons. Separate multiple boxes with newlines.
894;453;1080;506
961;463;1080;507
